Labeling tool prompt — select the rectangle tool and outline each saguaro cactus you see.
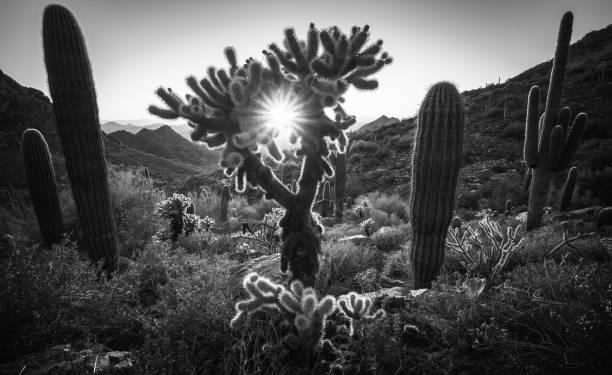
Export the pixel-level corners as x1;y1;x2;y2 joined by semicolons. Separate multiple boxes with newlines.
220;185;231;223
21;129;64;246
409;82;464;289
334;152;346;222
523;12;587;230
43;5;118;271
559;166;577;212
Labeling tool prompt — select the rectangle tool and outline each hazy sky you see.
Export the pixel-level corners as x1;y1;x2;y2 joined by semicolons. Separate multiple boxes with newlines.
1;0;611;125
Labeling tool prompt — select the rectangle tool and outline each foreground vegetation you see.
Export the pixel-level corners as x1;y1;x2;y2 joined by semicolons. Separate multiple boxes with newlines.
1;167;611;374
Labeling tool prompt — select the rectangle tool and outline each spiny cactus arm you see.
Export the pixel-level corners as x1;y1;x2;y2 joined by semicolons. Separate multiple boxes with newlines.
230;273;285;327
22;129;65;246
540;11;573;154
524;86;540;167
445;227;478;266
560;166;577;211
558;112;587;168
240;152;294;207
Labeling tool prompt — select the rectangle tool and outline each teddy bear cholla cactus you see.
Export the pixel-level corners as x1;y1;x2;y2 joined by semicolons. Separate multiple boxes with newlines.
149;24;391;286
153;193;212;242
337;292;385;338
230;273;336;363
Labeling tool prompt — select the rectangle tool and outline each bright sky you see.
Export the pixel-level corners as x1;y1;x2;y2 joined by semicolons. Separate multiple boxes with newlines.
1;0;611;126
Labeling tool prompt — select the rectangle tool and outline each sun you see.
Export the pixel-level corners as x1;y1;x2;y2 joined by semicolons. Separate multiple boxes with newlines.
257;89;303;135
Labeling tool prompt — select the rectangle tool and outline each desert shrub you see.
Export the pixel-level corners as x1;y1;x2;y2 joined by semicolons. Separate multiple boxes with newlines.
324;223;361;241
476;174;527;212
316;241;384;295
365;192;409;222
0;240;143;362
349;140;380;154
499;122;524;139
371;225;409;252
383;248;412;280
583;118;612;139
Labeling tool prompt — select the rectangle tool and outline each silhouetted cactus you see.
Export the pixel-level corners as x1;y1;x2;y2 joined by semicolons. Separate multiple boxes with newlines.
220;185;230;224
334;152;346;222
43;5;118;271
149;23;391;286
559;166;577;212
21;129;64;246
409;82;464;289
523;12;587;230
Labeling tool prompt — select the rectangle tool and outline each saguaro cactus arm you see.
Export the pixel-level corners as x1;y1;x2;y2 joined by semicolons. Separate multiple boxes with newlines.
21;129;64;246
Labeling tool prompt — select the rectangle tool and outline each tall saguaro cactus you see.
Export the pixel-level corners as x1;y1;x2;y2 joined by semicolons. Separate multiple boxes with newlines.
334;152;346;222
21;129;64;246
220;185;231;224
43;5;118;271
409;82;464;289
559;166;577;212
523;12;587;230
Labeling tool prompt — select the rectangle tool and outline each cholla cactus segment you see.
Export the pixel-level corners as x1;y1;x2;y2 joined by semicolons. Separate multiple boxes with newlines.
360;218;374;237
154;193;193;218
338;292;385;337
263;207;286;228
230;273;285;328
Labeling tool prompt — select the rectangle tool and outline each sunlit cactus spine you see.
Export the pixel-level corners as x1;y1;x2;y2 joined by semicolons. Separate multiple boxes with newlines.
409;82;464;289
338;292;385;338
21;129;64;246
43;4;118;271
149;23;391;286
231;273;336;365
559;166;577;212
220;185;231;224
523;12;587;230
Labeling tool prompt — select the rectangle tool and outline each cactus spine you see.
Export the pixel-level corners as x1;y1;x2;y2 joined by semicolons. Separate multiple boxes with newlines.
334;152;346;222
43;5;118;271
559;166;577;212
21;129;64;246
409;82;464;289
523;12;587;230
220;185;230;223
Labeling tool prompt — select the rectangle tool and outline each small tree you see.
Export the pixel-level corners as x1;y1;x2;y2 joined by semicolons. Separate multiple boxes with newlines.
149;24;391;286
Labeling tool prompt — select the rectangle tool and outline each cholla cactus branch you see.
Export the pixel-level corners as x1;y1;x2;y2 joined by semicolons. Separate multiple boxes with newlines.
338;292;385;337
149;24;390;286
445;214;525;283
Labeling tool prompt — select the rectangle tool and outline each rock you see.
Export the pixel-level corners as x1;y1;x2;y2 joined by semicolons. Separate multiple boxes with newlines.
0;344;136;374
338;234;371;247
228;253;286;294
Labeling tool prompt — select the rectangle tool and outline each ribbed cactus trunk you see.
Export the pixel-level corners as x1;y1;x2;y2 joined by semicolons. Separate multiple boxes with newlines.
335;153;345;222
43;5;118;271
21;129;64;246
220;185;230;223
559;166;577;212
409;82;464;289
524;12;587;230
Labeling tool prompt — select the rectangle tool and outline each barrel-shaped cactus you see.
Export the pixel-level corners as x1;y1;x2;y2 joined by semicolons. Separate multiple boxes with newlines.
523;12;587;230
409;82;464;288
220;185;231;223
43;5;118;271
334;152;346;222
21;129;64;246
559;166;577;212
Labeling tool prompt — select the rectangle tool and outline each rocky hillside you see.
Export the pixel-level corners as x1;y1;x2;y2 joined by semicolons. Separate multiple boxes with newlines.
347;24;612;208
102;121;194;140
107;125;218;167
0;71;218;190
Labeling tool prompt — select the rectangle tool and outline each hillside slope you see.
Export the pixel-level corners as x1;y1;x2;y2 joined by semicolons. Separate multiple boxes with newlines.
347;24;612;208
